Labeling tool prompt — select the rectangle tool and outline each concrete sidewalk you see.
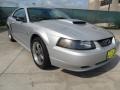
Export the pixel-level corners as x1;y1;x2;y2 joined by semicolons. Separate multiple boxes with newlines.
0;28;120;90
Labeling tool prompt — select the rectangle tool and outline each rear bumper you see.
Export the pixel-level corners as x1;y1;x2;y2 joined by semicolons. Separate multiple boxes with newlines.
50;40;119;72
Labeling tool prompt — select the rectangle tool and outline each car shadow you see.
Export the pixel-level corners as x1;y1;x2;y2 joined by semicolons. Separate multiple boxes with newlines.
45;66;59;70
62;55;120;78
36;63;59;71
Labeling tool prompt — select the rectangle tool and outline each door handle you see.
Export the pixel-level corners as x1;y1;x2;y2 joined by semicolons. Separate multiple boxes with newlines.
11;22;15;24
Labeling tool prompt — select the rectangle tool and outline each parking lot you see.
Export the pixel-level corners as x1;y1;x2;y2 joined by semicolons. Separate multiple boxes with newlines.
0;27;120;90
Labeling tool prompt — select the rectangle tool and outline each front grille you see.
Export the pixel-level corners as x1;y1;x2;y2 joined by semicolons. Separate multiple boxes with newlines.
97;37;113;47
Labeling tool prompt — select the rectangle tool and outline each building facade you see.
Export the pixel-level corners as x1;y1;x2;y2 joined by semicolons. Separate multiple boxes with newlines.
89;0;120;11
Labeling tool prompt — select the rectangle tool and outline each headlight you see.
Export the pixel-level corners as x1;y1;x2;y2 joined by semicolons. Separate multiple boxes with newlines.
56;38;96;50
112;37;116;44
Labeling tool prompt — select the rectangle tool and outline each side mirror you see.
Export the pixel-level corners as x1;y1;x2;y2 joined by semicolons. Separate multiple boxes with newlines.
16;17;26;22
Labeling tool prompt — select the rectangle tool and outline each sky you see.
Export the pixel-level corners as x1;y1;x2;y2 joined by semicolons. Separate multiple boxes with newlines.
0;0;88;9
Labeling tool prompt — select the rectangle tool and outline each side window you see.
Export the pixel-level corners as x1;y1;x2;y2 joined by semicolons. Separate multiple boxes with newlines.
13;9;27;22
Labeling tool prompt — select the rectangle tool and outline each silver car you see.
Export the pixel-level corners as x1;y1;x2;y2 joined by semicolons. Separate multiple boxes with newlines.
7;7;119;72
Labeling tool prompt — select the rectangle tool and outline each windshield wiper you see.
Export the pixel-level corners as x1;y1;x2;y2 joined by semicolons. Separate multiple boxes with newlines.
54;17;67;19
38;17;51;21
32;17;67;22
33;17;51;22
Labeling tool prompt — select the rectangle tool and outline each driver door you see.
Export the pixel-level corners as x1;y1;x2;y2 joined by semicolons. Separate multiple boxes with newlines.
11;8;28;46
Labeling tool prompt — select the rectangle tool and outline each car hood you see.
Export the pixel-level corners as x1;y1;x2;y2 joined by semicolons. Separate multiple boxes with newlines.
34;19;113;40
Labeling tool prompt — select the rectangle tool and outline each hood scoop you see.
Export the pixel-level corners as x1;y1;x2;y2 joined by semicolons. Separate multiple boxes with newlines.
59;19;86;25
73;21;86;25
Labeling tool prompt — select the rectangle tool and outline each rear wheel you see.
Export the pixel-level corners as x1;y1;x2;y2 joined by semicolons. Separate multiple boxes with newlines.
31;37;51;69
8;26;16;42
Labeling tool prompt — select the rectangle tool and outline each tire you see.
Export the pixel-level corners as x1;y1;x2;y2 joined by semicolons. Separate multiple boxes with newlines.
31;37;51;69
8;26;16;42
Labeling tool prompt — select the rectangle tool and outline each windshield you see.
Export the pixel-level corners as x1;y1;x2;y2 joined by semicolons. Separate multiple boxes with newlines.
27;8;70;22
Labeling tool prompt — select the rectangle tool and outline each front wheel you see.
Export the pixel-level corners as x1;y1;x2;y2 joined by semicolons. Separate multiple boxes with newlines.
31;37;51;69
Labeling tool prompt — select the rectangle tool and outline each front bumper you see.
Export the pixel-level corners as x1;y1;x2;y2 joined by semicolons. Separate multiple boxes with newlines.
50;40;119;72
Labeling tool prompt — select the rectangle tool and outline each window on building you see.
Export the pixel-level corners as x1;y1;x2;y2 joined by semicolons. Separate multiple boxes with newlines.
100;0;112;6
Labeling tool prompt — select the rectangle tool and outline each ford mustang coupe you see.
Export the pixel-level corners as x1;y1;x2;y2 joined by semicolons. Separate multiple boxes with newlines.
7;7;119;72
